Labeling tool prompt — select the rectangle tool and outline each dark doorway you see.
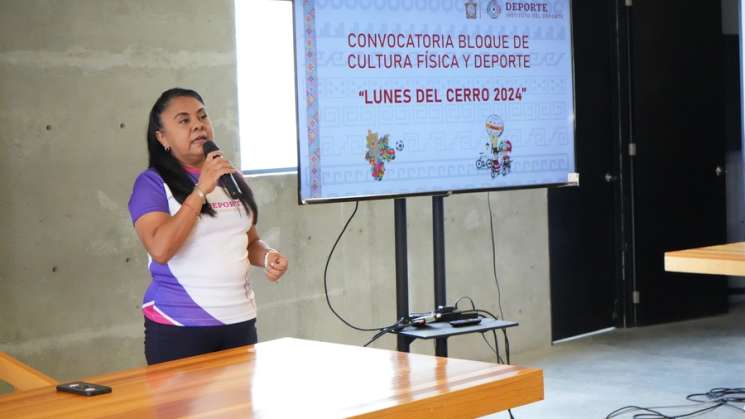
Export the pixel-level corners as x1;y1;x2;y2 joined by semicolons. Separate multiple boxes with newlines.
548;0;620;341
629;0;728;325
549;0;728;339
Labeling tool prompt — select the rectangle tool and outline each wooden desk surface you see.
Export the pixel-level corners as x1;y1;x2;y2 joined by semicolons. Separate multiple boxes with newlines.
0;337;543;419
664;242;745;276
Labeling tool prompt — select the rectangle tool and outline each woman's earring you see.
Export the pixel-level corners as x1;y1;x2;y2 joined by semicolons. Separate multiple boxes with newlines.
164;144;171;152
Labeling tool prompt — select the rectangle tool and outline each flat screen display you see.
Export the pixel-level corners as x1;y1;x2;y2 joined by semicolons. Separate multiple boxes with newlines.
294;0;576;203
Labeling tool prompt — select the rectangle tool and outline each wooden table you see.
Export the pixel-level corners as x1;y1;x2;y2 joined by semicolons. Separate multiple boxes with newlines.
0;337;543;418
664;242;745;276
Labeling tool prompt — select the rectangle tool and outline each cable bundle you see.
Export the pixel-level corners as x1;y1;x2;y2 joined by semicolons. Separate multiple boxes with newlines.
606;387;745;418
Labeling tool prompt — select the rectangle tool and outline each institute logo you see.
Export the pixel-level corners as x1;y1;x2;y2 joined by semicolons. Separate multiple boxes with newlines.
503;2;563;19
486;0;502;19
465;0;479;19
466;0;564;20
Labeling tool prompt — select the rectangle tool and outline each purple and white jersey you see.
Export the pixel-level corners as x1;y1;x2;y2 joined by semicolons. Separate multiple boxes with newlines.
128;168;255;326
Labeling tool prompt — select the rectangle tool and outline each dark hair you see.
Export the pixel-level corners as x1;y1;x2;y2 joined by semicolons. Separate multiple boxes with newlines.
146;88;258;224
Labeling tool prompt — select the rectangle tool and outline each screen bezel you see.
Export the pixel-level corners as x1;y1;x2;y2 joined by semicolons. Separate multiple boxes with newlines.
291;0;578;205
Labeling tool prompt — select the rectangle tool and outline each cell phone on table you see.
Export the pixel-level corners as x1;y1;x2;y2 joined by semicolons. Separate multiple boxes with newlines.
56;381;112;396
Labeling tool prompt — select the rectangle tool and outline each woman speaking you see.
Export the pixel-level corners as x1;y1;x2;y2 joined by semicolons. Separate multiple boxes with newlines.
128;88;288;365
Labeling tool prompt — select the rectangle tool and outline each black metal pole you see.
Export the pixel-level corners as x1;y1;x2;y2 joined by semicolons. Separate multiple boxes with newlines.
432;195;448;357
394;198;410;352
613;0;634;328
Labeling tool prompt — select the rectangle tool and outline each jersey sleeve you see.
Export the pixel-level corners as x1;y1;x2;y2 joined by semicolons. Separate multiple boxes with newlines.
128;169;169;224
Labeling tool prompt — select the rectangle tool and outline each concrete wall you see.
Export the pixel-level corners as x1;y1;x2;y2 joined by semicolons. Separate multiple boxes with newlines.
0;0;551;383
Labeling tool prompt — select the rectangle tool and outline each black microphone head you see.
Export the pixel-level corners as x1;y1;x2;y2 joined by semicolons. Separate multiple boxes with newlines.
202;140;220;156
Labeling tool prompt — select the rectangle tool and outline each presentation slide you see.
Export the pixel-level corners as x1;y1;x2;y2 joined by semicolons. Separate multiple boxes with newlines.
294;0;576;203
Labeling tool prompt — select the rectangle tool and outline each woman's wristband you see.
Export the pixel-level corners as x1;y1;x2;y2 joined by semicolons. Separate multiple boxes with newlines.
193;185;207;203
264;249;279;270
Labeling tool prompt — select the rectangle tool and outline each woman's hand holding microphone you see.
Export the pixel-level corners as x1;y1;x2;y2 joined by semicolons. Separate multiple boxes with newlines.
195;150;236;196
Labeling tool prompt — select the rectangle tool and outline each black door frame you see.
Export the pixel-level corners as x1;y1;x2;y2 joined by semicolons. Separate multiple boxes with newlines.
615;0;637;328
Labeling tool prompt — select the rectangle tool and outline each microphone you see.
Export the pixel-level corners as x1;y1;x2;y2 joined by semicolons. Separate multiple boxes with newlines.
202;140;243;199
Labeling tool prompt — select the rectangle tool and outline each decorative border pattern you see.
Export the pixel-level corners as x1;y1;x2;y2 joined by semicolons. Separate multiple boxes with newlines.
303;0;321;197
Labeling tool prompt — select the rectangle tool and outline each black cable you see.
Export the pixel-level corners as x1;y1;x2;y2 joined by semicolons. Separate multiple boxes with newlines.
487;192;505;320
502;328;511;364
606;403;725;419
649;403;724;418
606;405;672;419
458;296;504;362
606;387;745;418
455;306;509;363
480;330;498;355
481;329;510;366
454;296;477;311
454;299;503;362
363;317;411;347
687;387;745;404
490;329;504;364
455;298;513;418
607;402;727;414
487;194;513;418
323;201;390;332
363;329;389;347
486;193;512;366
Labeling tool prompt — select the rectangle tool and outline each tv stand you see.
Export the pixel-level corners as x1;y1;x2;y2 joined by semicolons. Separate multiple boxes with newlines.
394;196;517;357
